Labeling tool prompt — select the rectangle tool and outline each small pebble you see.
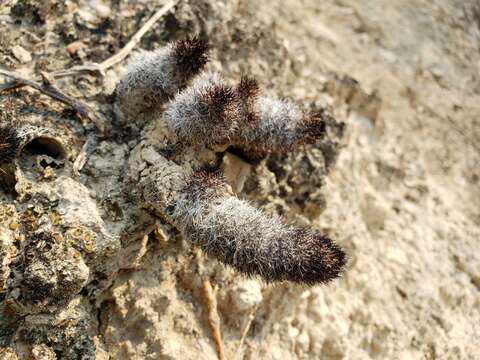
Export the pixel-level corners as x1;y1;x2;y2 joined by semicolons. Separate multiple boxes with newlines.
91;1;111;18
66;41;87;56
12;45;32;63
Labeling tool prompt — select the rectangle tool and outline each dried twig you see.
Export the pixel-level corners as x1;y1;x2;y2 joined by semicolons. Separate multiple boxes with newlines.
0;69;106;133
202;280;226;360
0;81;23;92
73;135;98;176
235;306;258;359
52;0;177;78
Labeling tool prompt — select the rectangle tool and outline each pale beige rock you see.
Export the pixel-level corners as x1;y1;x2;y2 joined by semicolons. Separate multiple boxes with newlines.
229;279;263;313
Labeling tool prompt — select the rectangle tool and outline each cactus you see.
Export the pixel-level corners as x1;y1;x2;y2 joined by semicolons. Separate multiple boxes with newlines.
115;37;209;119
0;125;20;165
165;72;238;147
173;168;346;284
118;38;347;285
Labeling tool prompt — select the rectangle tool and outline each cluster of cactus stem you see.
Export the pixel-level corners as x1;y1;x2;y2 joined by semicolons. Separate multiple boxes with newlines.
0;37;347;285
116;37;347;285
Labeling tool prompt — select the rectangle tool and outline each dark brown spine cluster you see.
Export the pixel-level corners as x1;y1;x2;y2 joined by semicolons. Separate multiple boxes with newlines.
204;84;237;127
0;125;20;165
283;228;347;284
166;74;240;147
235;76;260;125
193;83;238;147
182;166;230;201
172;168;347;285
173;37;209;82
295;109;329;145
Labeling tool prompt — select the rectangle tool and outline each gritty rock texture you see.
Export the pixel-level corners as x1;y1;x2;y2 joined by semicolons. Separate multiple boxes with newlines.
1;0;480;359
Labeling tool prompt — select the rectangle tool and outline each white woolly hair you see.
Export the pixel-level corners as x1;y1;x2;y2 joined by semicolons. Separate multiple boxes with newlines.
140;162;346;284
172;182;346;284
172;188;290;278
240;96;304;150
165;72;237;147
115;44;183;119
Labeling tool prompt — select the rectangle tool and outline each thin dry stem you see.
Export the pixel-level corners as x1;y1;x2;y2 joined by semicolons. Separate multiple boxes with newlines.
52;0;177;78
202;280;226;360
73;136;97;176
0;81;23;92
0;69;106;133
235;306;258;359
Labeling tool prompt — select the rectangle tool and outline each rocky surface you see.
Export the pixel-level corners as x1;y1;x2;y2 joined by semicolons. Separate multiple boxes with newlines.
1;0;479;359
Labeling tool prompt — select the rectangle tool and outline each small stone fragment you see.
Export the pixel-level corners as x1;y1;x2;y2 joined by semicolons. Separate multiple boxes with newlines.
11;45;32;63
66;40;87;56
90;0;111;18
